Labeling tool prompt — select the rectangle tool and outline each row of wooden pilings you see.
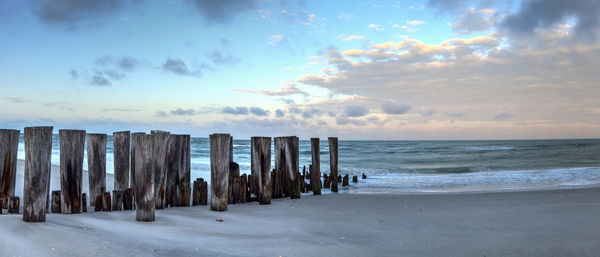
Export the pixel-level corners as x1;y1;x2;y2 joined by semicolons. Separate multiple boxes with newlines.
0;127;343;222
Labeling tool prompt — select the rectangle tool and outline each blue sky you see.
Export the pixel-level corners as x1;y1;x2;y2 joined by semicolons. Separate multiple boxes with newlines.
1;0;599;139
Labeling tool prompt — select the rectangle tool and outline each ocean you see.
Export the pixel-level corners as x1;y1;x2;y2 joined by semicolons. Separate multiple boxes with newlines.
16;135;600;194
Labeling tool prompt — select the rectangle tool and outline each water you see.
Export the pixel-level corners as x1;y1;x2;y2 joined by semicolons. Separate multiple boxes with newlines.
16;135;600;194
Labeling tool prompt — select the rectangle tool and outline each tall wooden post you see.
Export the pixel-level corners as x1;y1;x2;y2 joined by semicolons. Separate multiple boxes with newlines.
150;130;170;209
165;134;191;207
251;137;271;204
0;129;19;207
286;137;300;198
329;137;338;193
229;136;233;163
60;130;85;214
113;131;130;191
310;138;322;195
210;133;230;211
130;132;145;195
134;133;156;221
180;135;191;206
87;133;106;207
23;126;53;222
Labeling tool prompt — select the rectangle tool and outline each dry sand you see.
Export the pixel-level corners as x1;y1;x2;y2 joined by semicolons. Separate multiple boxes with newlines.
1;161;600;256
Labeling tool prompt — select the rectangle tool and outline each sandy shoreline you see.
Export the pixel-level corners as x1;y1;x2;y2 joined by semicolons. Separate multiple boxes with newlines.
2;160;600;256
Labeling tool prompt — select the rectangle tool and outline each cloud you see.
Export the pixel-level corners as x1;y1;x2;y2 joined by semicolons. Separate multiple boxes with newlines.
208;49;240;65
302;108;323;118
445;111;465;118
381;102;411;115
95;56;141;71
90;75;111;86
269;34;284;46
275;109;285;118
187;0;258;24
297;74;326;86
418;108;436;117
170;108;198;116
393;20;425;32
367;24;383;31
155;111;167;118
342;35;365;41
101;108;143;112
162;58;203;77
222;106;249;115
452;8;496;34
249;107;269;116
232;83;308;96
33;0;132;29
70;69;78;79
343;105;369;117
336;116;366;126
501;0;600;40
5;97;27;103
493;110;512;120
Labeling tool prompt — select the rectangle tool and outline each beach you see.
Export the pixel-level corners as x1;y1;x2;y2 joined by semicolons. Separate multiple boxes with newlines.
1;161;600;256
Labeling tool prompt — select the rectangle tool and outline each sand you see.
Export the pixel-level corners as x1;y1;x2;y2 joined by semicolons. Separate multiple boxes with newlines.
1;161;600;256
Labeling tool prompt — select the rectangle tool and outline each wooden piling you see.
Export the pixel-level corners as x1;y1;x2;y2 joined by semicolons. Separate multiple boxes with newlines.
51;190;61;213
200;179;208;205
94;195;102;212
81;193;87;212
134;133;157;221
229;136;234;163
329;137;338;193
352;175;358;183
210;133;230;211
150;130;170;209
240;174;247;203
112;190;123;211
362;173;367;179
0;129;19;207
310;138;322;195
130;132;145;196
103;192;111;211
342;174;349;187
8;196;19;213
192;179;201;206
113;131;130;191
23;126;53;222
166;134;191;207
59;130;85;214
123;188;133;210
287;137;300;198
251;137;271;205
323;173;330;189
86;133;106;207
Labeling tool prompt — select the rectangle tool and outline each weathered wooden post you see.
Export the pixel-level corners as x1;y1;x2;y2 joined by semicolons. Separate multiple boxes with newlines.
192;179;201;206
113;131;130;191
8;196;19;213
130;132;145;195
181;135;191;206
229;136;233;163
210;133;230;211
23;126;53;222
60;129;85;214
329;137;338;193
287;137;300;198
342;174;349;187
87;133;106;207
81;193;87;212
51;190;61;213
310;138;322;195
112;190;123;211
251;137;271;204
103;192;112;211
200;179;208;205
240;174;248;203
151;130;170;209
123;188;133;210
134;133;157;221
352;175;358;183
166;134;191;207
362;173;367;179
0;129;19;208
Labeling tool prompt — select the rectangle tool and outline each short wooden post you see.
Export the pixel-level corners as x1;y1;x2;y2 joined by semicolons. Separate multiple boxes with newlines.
251;137;271;205
112;190;123;211
192;179;201;206
310;138;322;195
229;162;239;204
123;188;133;210
81;193;87;212
362;173;367;179
94;195;102;212
323;173;330;189
210;133;230;211
342;174;349;187
103;192;111;211
51;190;61;213
8;196;19;213
0;129;19;207
329;137;338;192
60;130;85;214
200;179;208;205
23;126;53;222
113;131;130;191
352;175;358;183
134;134;156;221
86;133;106;207
240;174;247;203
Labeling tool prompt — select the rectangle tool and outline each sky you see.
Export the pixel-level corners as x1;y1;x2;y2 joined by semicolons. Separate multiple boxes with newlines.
1;0;600;140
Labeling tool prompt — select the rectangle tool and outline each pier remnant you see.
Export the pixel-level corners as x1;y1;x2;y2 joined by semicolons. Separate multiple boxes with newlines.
210;133;230;211
8;196;19;213
113;131;130;191
51;190;61;213
87;133;106;207
251;137;271;205
112;190;123;211
134;133;157;221
151;130;170;209
81;193;87;212
329;137;338;192
310;138;322;195
60;129;85;214
0;129;19;208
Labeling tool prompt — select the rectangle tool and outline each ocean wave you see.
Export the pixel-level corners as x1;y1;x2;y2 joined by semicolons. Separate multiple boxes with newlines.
463;145;514;151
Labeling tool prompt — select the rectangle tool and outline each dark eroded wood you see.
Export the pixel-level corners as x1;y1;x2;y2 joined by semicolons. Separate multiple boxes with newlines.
86;133;106;207
23;126;53;222
60;130;86;214
251;137;271;205
210;133;230;211
0;129;19;207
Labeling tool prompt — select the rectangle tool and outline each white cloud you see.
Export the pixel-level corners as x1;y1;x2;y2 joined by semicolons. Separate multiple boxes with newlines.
269;34;284;46
342;35;365;41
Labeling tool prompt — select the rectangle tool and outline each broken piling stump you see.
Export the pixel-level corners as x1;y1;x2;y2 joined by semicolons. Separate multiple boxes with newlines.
51;190;61;213
60;129;86;214
0;129;19;208
113;131;130;191
123;188;133;210
362;173;367;179
112;190;123;211
342;174;349;187
8;196;19;214
352;175;358;183
251;137;271;205
210;133;230;211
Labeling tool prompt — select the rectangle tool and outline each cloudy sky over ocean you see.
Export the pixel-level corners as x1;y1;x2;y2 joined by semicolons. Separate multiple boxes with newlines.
1;0;599;139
